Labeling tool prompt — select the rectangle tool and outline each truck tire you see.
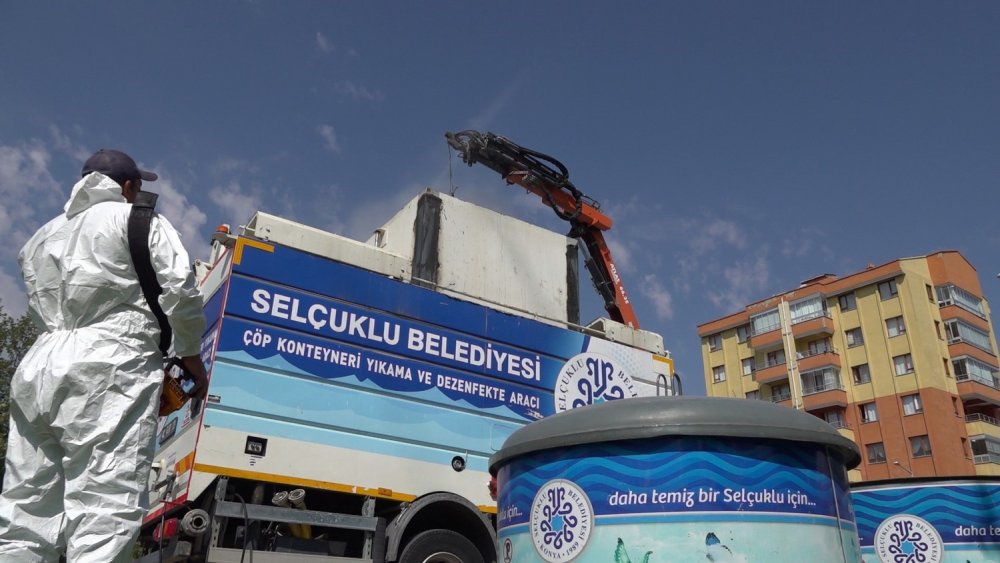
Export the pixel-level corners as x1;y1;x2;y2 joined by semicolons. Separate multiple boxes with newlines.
398;529;484;563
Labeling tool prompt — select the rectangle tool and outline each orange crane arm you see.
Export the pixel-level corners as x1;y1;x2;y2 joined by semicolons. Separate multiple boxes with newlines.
445;130;640;329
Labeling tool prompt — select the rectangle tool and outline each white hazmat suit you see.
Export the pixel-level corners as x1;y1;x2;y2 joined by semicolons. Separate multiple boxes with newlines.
0;172;206;562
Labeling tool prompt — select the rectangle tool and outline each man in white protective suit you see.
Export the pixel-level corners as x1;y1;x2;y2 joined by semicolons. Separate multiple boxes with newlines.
0;149;208;562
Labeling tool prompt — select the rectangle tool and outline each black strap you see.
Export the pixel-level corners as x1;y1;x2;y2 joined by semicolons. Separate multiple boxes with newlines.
128;191;172;355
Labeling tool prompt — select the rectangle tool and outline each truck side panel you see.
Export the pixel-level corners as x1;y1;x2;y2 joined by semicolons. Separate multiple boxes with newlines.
151;237;667;517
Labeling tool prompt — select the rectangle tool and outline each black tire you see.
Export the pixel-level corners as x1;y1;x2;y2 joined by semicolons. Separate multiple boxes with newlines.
399;529;484;563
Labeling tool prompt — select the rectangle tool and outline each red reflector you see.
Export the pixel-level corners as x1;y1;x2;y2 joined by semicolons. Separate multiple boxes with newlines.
488;476;498;501
153;518;180;542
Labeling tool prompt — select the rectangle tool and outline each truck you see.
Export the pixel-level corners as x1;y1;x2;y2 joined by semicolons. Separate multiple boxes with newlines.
138;136;677;563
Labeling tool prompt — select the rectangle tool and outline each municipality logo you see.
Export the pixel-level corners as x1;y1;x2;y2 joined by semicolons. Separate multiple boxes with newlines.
530;479;593;562
554;352;638;413
874;514;942;563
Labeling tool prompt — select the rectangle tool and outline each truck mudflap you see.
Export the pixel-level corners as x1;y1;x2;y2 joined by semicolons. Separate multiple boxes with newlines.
385;492;496;563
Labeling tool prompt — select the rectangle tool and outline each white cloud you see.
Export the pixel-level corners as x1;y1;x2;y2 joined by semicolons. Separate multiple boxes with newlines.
315;32;334;53
606;238;633;272
152;177;210;260
48;125;90;162
691;218;746;254
0;268;27;316
706;255;771;312
334;81;384;103
317;124;341;153
639;274;674;320
0;141;65;316
209;181;264;229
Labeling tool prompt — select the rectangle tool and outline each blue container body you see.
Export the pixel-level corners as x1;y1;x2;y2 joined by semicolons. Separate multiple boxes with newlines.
852;478;1000;563
496;435;862;562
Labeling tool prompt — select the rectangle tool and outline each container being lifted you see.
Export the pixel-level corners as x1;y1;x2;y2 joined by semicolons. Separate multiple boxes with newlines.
138;190;675;563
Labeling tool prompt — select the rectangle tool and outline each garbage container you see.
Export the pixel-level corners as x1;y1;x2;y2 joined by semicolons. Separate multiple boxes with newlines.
852;476;1000;563
490;396;862;562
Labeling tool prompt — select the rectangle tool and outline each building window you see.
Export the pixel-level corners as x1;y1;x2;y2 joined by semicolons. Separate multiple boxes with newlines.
745;390;759;401
770;383;791;402
926;284;934;302
901;394;923;416
878;279;898;300
935;320;942;339
801;368;840;395
886;316;906;338
806;338;832;356
943;358;951;376
852;364;871;385
936;284;986;318
894;354;914;376
742;358;755;376
707;334;721;352
751;309;780;335
846;328;864;348
859;402;878;423
972;436;1000;464
910;435;932;458
838;292;856;311
824;409;847;428
944;319;994;353
790;295;827;323
867;442;887;464
952;356;1000;388
764;350;786;367
713;366;726;383
736;325;750;343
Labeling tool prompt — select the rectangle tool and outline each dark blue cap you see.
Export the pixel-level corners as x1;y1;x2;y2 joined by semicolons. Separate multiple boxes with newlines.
81;149;158;182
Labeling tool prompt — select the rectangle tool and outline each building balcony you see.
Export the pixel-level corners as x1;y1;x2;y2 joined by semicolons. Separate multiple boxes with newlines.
750;327;783;350
754;361;788;384
801;381;848;410
940;304;990;332
791;311;835;340
965;413;1000;438
957;374;1000;407
796;348;841;373
767;393;792;407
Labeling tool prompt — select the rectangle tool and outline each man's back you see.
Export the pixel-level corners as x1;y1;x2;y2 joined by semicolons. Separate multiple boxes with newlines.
0;160;207;563
20;189;152;336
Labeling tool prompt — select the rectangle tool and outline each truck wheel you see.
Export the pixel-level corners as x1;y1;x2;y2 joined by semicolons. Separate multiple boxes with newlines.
399;529;484;563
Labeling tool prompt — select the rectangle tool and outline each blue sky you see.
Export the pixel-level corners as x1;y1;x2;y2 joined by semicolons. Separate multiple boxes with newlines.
1;2;998;397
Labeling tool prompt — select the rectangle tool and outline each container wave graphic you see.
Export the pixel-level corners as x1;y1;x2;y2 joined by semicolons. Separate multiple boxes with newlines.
853;485;1000;543
500;443;838;517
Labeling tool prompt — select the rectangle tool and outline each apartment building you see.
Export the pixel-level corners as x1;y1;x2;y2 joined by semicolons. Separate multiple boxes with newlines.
697;251;999;482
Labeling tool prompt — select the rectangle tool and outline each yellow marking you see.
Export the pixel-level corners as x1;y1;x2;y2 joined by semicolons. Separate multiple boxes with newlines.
653;354;675;369
193;464;354;494
175;452;196;474
194;464;496;512
233;238;275;265
354;486;417;503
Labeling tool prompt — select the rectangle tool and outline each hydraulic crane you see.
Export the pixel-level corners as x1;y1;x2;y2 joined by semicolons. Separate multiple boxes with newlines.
445;130;641;329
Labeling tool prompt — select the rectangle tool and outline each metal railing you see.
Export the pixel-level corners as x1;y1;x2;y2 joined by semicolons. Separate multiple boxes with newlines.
974;453;1000;465
826;420;850;430
791;310;832;325
966;413;1000;426
957;373;1000;390
768;392;791;403
796;347;838;360
801;381;845;396
756;358;787;371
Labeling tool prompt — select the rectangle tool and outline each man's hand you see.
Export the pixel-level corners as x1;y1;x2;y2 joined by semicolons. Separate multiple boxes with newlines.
181;355;209;401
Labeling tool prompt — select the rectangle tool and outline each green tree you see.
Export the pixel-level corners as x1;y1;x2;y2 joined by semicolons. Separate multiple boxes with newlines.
0;302;40;475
